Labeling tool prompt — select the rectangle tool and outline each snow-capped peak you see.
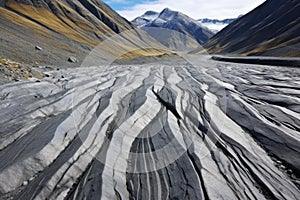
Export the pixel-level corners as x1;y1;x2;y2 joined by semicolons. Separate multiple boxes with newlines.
131;8;215;46
140;11;160;21
132;11;159;27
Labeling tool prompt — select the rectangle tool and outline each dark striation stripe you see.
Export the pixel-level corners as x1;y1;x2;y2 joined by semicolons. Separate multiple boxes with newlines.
0;110;72;171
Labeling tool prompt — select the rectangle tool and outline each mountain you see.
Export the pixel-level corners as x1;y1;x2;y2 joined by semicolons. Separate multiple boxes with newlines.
132;8;214;51
198;18;237;33
204;0;300;57
0;0;169;67
131;11;160;27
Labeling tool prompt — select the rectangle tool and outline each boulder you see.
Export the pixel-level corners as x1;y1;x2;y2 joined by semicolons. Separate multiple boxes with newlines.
35;46;42;50
68;56;78;63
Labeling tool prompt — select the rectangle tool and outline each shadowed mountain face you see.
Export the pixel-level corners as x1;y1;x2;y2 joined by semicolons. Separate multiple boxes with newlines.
132;8;214;50
0;0;169;66
204;0;300;57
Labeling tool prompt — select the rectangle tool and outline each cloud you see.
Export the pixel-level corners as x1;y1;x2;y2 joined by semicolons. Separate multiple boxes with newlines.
117;0;266;20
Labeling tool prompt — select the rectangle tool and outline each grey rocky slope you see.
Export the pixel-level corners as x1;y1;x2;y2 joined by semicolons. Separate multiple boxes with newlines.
0;55;299;199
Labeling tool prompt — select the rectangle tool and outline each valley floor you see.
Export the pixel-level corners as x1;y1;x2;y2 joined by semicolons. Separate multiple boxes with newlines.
0;55;299;199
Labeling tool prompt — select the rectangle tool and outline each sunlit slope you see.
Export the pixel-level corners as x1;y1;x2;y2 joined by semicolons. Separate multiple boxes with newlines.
0;0;171;66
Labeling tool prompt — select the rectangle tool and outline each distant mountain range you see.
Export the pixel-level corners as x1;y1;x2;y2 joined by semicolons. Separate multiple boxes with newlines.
132;8;214;51
198;18;237;33
0;0;169;66
132;10;237;34
204;0;300;57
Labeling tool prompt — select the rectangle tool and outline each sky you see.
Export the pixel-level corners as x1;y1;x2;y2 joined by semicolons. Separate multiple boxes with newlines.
103;0;266;20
